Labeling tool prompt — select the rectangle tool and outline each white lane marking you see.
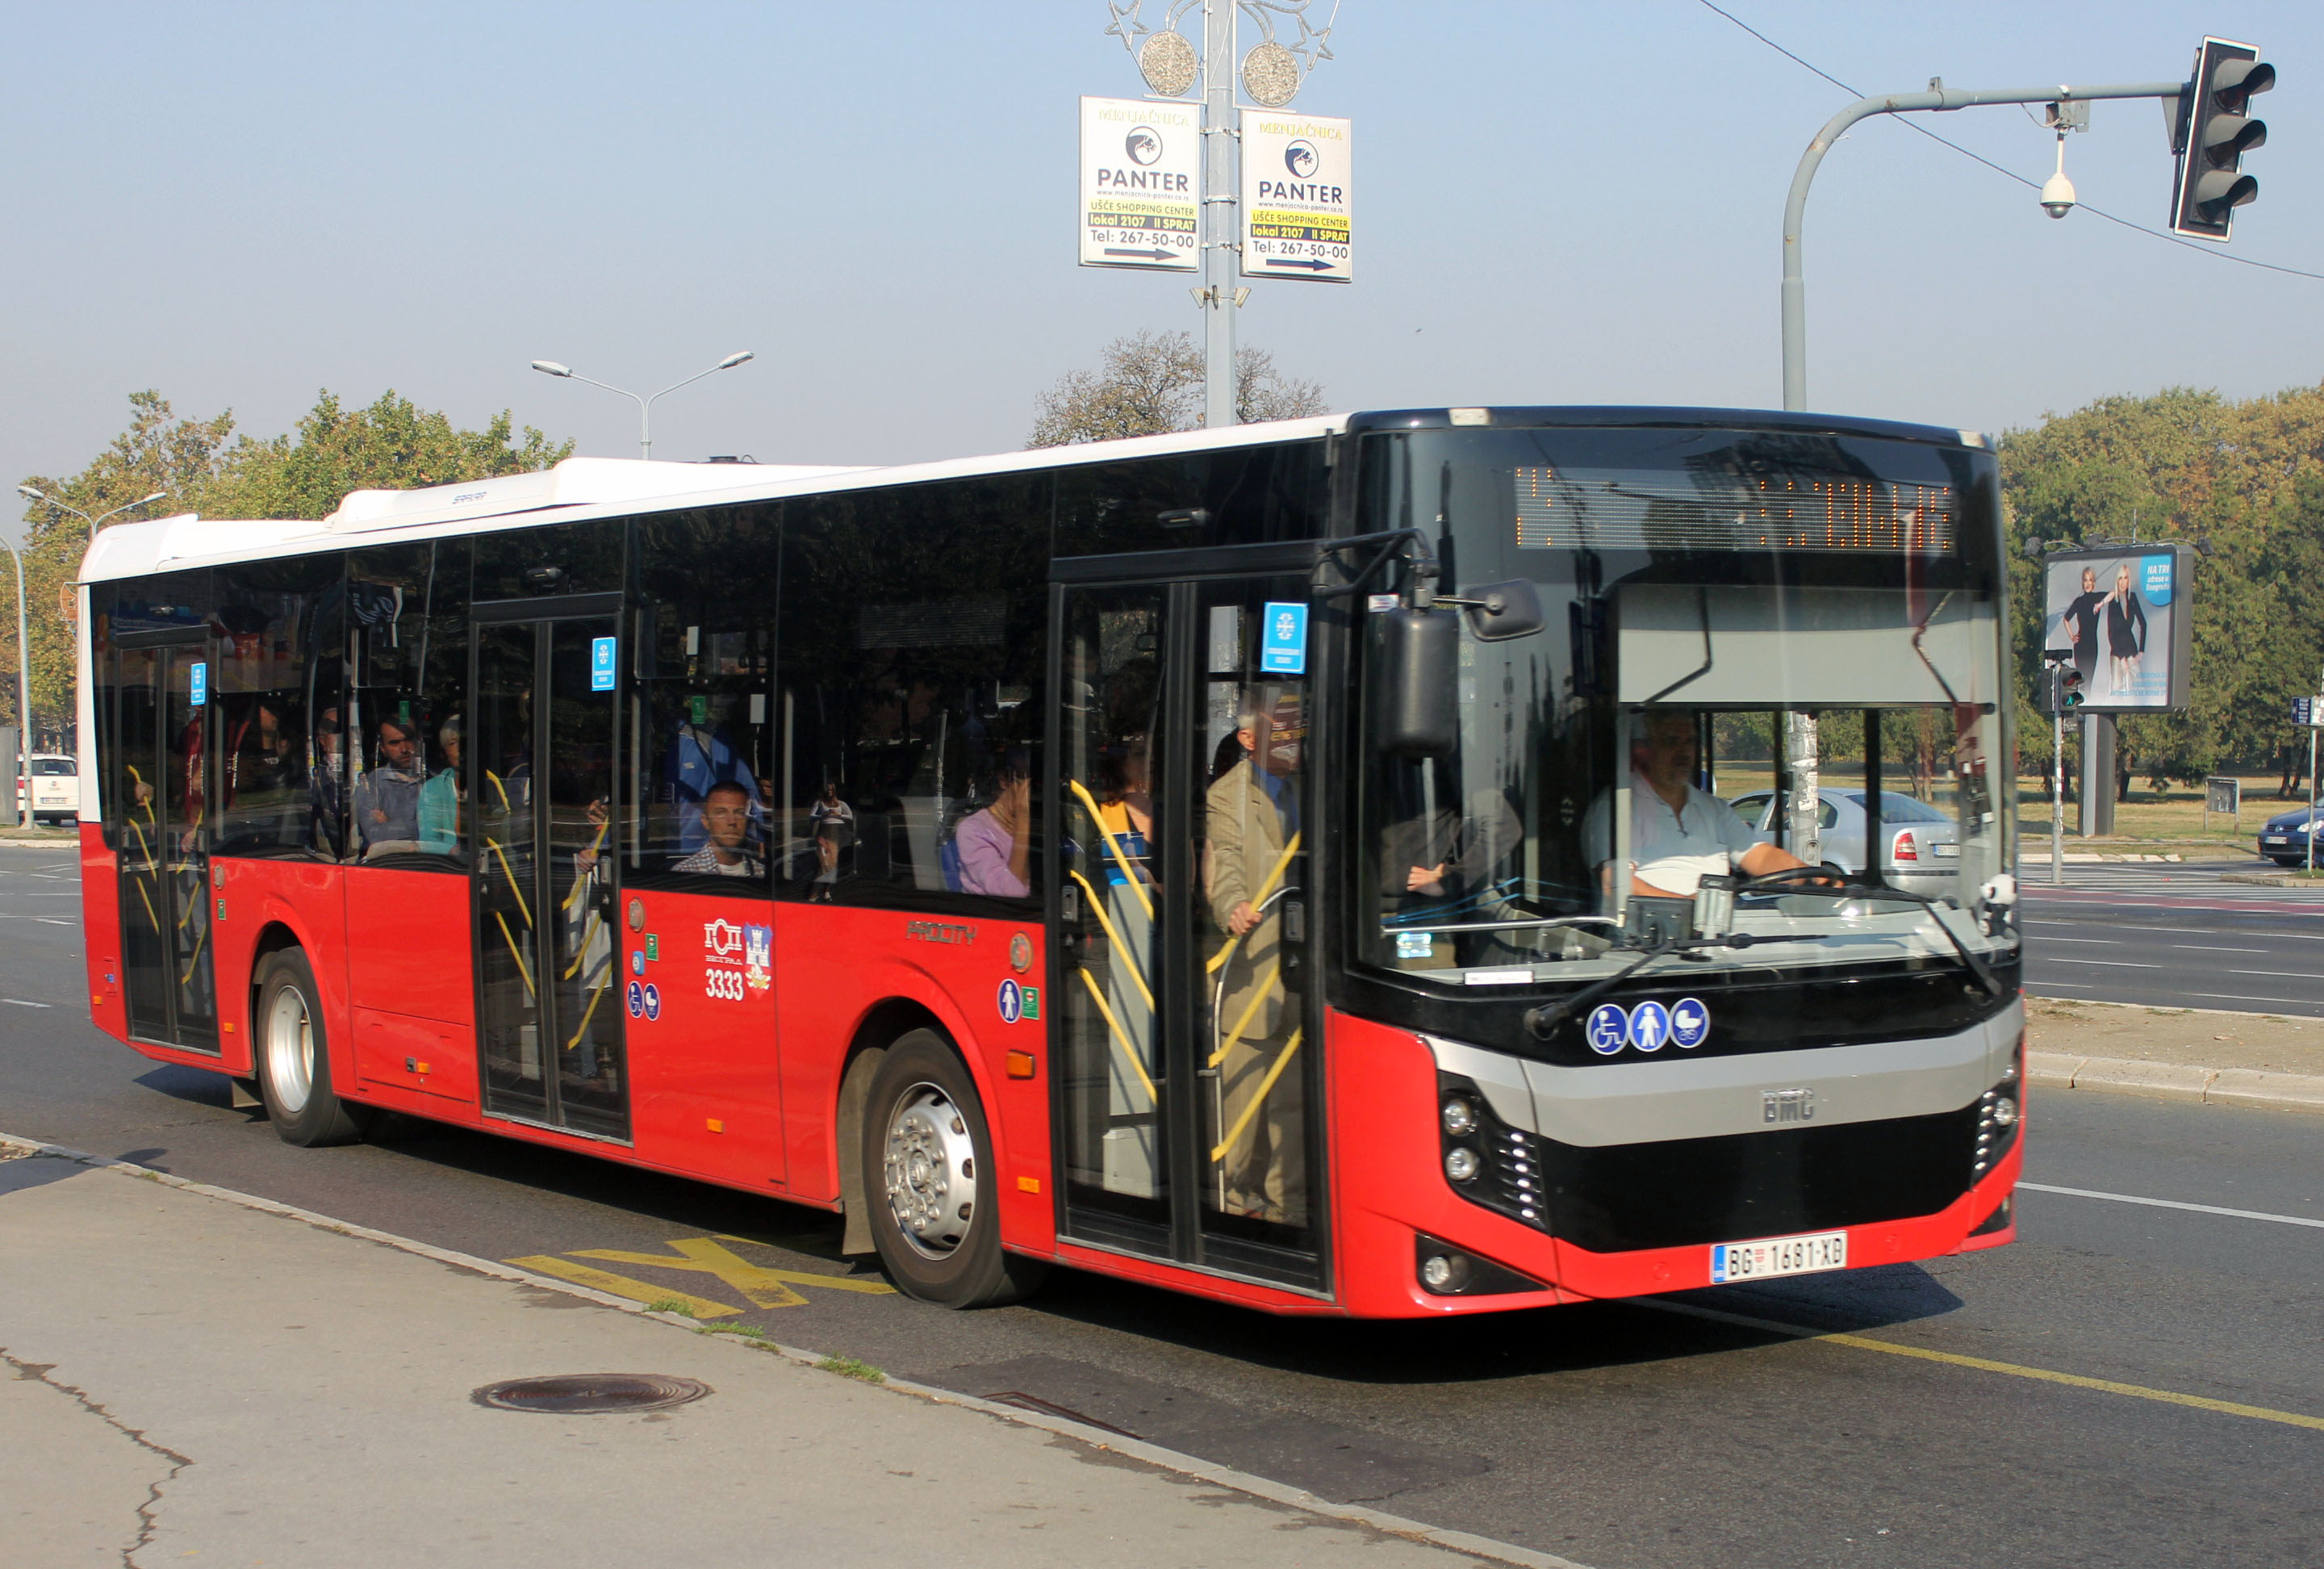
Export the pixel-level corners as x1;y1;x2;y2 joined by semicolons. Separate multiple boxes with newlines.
2;998;52;1008
2226;969;2324;979
2174;944;2266;953
2034;936;2117;944
33;918;70;927
2184;992;2324;1007
2043;957;2163;968
2020;1182;2324;1231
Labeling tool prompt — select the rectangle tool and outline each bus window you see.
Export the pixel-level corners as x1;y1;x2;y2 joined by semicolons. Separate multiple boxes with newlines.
211;554;344;858
775;478;1047;908
626;507;777;890
343;540;470;868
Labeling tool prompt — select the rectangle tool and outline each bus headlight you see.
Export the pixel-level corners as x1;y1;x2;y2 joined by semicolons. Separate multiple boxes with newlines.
1437;1071;1549;1229
1971;1035;2025;1182
1442;1096;1478;1136
1445;1147;1481;1182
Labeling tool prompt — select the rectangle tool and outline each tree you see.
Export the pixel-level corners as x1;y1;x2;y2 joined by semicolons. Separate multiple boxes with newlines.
10;389;569;746
1998;379;2324;792
1028;328;1326;447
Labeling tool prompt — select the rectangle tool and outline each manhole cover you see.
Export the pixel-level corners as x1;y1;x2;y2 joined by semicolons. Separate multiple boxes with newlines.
471;1374;710;1414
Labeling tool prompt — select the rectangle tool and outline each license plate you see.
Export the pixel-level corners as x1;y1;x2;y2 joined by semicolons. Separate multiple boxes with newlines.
1932;843;1958;859
2264;836;2289;846
1710;1228;1848;1283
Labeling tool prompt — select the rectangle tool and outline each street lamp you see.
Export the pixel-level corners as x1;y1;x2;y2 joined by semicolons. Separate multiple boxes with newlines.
9;488;167;807
529;351;754;461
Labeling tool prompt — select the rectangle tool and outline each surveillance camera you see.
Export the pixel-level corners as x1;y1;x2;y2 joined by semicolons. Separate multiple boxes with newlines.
2039;169;2076;220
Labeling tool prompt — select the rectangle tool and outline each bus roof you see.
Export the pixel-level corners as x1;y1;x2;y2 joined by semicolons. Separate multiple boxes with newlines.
75;404;1978;582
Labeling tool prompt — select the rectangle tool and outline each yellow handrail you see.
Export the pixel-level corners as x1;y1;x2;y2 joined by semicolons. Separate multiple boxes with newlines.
1206;831;1301;975
484;838;533;929
1066;869;1154;1015
1206;960;1281;1069
491;911;536;1001
1066;777;1152;920
1210;1027;1303;1164
1073;965;1156;1105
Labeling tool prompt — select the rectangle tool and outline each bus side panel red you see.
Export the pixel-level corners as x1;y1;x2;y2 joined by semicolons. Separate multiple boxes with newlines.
772;906;1052;1252
81;822;127;1042
345;867;472;1028
616;889;785;1192
1325;1010;1570;1316
215;856;351;1082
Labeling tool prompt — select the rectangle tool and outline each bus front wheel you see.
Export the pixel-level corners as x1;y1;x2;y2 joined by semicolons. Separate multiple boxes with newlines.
863;1030;1047;1308
254;949;366;1148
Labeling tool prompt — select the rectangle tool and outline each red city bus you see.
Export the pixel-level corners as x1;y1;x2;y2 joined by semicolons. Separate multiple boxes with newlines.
74;408;2025;1316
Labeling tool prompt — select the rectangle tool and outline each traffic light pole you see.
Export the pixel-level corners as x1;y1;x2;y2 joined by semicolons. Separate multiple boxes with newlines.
2052;708;2065;886
1782;78;2184;413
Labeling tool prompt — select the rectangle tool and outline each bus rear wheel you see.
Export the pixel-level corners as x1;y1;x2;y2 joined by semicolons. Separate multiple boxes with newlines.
863;1030;1047;1308
255;949;366;1148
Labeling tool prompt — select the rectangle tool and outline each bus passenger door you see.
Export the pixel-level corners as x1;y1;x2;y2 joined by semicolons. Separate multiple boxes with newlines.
1051;572;1321;1293
470;606;630;1142
113;634;219;1052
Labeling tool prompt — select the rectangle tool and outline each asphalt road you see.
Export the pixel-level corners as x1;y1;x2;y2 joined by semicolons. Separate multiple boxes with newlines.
2023;859;2324;1017
5;847;2321;1569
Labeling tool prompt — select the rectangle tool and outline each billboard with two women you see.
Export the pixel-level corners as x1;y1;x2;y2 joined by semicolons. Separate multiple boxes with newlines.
2040;544;2195;711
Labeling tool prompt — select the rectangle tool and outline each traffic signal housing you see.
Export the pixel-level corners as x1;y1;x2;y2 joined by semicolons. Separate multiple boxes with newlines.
2042;650;2086;716
2171;36;2275;241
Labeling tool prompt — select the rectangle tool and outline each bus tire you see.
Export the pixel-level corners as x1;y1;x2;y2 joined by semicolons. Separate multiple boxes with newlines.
862;1030;1047;1308
254;948;365;1148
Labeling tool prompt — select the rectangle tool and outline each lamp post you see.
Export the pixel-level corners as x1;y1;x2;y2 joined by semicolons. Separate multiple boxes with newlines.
9;487;167;808
529;351;754;460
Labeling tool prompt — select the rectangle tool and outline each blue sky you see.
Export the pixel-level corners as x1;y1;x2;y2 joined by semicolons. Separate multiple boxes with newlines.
2;1;2315;504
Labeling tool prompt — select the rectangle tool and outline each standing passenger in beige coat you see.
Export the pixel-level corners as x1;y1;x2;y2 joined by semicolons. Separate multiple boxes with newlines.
1205;697;1306;1224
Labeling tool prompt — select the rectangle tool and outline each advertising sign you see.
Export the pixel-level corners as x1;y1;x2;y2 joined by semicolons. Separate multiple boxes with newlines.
1079;96;1201;271
2039;545;2195;712
1239;110;1352;282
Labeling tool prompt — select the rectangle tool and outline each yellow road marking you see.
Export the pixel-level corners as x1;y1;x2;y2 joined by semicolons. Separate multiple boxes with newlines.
1641;1298;2324;1433
507;1254;740;1317
707;1236;898;1295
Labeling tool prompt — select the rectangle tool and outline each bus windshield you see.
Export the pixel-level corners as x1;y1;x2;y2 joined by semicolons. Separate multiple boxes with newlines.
1354;422;2015;992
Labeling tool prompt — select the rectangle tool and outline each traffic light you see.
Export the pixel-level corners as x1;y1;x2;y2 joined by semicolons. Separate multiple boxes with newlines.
2043;656;2086;715
2171;36;2275;241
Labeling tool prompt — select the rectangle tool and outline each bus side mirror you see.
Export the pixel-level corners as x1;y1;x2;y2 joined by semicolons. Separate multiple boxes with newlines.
1460;579;1544;642
1376;608;1458;757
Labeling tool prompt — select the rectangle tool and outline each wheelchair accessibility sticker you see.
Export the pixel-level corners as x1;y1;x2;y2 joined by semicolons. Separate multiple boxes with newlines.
1586;1003;1628;1056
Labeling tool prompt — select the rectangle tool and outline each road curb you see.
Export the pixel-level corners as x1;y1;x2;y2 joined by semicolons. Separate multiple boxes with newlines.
0;1129;1582;1569
2026;1051;2324;1115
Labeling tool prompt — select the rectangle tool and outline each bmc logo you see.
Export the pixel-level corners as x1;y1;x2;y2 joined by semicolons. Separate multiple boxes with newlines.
1762;1088;1816;1124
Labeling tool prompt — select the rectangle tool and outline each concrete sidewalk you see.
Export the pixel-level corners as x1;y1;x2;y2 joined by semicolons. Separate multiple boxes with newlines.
2025;996;2324;1115
0;1138;1553;1569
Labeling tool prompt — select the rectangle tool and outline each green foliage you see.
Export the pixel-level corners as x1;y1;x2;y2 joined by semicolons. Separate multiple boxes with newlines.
2000;381;2324;791
10;389;570;743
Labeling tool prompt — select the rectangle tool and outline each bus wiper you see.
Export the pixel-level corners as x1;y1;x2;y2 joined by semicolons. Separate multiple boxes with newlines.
1734;871;2005;997
1524;930;1758;1040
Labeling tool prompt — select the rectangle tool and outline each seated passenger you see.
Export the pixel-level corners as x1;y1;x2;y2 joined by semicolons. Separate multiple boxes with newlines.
955;747;1031;897
352;716;426;855
1582;710;1812;897
668;781;764;878
417;715;465;853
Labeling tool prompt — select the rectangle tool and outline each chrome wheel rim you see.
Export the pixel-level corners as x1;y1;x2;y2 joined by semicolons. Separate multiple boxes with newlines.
883;1083;976;1259
265;985;314;1115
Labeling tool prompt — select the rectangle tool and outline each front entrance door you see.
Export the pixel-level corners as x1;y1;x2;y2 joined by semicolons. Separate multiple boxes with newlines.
114;635;218;1051
470;605;630;1140
1050;573;1321;1291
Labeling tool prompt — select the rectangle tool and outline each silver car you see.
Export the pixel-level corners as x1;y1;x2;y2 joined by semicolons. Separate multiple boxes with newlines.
1724;787;1962;896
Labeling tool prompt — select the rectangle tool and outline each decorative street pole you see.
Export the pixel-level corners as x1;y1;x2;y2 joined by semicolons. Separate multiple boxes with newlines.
530;351;754;460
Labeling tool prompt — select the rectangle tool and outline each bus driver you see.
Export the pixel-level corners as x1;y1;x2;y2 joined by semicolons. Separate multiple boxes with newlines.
1582;710;1814;898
